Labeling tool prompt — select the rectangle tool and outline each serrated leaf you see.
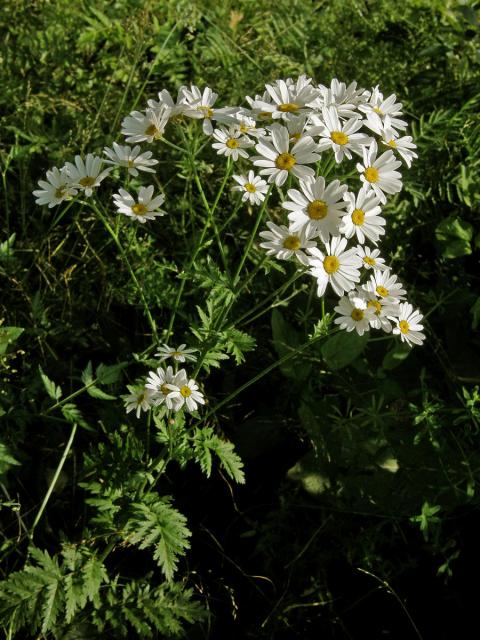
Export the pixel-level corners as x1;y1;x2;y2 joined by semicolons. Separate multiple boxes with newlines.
39;366;62;401
61;403;92;431
86;386;116;400
220;327;256;365
193;427;245;483
95;362;127;385
81;361;93;386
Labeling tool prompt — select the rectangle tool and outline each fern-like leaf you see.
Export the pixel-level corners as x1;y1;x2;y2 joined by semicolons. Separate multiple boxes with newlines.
193;427;245;484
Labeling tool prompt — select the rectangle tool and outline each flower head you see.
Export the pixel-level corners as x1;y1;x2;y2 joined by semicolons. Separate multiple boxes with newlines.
113;186;166;223
308;236;362;297
232;171;268;205
33;166;78;208
390;302;425;347
64;154;111;197
155;344;197;363
103;142;158;176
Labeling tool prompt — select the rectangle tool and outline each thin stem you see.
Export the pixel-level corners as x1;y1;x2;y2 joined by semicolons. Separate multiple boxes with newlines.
30;423;77;537
193;170;229;272
86;200;158;341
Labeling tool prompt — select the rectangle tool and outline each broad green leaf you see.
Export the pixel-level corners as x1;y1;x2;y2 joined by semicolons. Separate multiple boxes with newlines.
321;331;368;370
435;216;473;259
86;386;116;401
382;342;411;370
95;362;127;385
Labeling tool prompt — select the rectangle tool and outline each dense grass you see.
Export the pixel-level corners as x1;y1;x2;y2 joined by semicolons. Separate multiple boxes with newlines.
1;0;480;637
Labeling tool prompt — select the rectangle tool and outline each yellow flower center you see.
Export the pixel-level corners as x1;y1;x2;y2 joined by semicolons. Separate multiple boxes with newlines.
244;183;257;193
363;256;376;266
351;309;364;321
172;351;181;357
323;255;340;274
55;187;66;198
376;285;389;297
278;102;300;113
180;385;192;398
160;383;171;395
197;106;214;119
127;159;135;167
290;132;301;142
239;124;250;133
132;203;148;216
258;111;273;120
368;299;382;314
351;208;365;225
373;106;384;115
283;235;301;251
387;139;397;148
79;176;96;187
226;138;240;149
330;131;349;145
399;320;410;334
275;152;296;171
307;199;328;220
145;123;159;137
364;166;379;183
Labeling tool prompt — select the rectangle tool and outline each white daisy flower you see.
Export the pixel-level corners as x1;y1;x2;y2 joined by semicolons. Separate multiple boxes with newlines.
212;126;254;160
168;369;205;413
232;171;268;205
340;188;386;244
307;236;362;297
390;302;426;347
283;176;348;242
381;124;417;169
147;88;189;121
64;154;111;197
252;124;321;187
259;221;316;266
251;76;319;120
363;293;399;333
145;365;178;409
155;343;197;363
356;245;388;270
311;78;369;118
103;142;158;177
234;112;266;139
356;140;402;204
311;106;372;162
121;105;171;143
123;385;156;419
113;186;166;223
363;269;407;303
179;85;237;135
334;293;375;336
33;166;78;208
359;86;408;132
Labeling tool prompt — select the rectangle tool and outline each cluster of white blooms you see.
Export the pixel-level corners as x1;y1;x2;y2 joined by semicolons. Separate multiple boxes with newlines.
122;344;205;418
33;76;424;347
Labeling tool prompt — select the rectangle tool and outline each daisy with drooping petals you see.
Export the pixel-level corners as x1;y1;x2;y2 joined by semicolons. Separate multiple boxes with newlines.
113;186;166;223
168;369;205;413
180;85;237;135
363;293;399;333
145;366;178;409
356;245;388;271
283;176;348;241
340;188;386;244
311;106;372;162
307;236;362;297
212;126;254;160
33;166;78;208
312;78;369;119
364;115;418;168
232;171;268;205
123;385;156;419
251;76;319;120
64;154;111;197
253;124;321;187
121;105;171;144
147;88;189;121
357;140;402;204
359;86;407;132
155;344;197;363
259;221;316;266
390;302;425;347
363;268;407;303
234;112;266;139
334;294;375;336
103;142;158;176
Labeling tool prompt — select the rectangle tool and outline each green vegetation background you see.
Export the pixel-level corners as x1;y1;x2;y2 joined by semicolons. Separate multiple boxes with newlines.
1;0;479;638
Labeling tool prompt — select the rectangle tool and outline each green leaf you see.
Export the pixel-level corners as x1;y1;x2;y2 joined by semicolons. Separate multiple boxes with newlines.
81;361;93;386
86;386;117;401
435;216;473;259
220;327;256;365
321;331;368;370
125;495;191;581
193;427;245;484
0;326;24;355
38;366;62;401
0;441;20;476
61;403;92;431
382;342;411;370
95;362;127;385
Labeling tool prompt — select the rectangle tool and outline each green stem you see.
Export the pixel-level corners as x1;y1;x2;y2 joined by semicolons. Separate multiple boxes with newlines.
30;422;77;536
87;200;158;341
193;170;229;272
201;329;338;421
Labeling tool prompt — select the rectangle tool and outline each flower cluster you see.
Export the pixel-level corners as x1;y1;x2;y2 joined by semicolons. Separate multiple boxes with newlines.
33;76;425;347
122;343;204;418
